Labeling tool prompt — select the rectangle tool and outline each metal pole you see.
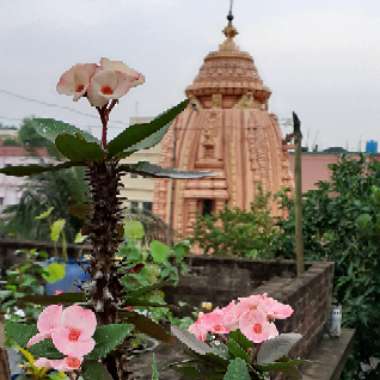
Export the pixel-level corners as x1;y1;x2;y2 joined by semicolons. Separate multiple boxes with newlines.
293;112;305;276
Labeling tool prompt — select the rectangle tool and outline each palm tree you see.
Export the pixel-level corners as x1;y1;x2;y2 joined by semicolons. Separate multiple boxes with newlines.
1;167;88;242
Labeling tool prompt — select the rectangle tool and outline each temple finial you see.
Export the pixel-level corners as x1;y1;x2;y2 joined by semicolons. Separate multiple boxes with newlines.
223;0;238;40
227;0;234;23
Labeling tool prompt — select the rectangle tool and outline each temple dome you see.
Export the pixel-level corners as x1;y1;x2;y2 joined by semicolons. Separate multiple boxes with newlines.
186;24;271;107
153;20;293;237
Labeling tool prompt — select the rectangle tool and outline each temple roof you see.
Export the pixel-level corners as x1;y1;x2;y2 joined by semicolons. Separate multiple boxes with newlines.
185;19;271;104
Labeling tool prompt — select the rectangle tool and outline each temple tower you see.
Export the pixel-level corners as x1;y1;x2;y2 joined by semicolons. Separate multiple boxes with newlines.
153;14;292;236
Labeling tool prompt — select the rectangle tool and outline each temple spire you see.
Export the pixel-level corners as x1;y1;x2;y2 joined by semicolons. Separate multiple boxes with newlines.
221;0;239;50
223;0;238;41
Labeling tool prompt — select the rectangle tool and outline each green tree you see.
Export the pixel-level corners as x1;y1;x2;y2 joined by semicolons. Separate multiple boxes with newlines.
277;155;380;379
18;117;59;156
2;167;88;242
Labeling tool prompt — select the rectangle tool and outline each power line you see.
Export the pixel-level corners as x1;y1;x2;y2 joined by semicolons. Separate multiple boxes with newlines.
0;88;129;127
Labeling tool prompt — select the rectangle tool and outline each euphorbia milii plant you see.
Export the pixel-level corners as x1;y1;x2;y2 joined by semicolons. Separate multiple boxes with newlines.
171;293;304;380
3;58;209;380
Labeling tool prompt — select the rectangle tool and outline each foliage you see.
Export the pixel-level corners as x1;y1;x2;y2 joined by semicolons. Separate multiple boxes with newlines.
1;167;88;242
118;220;189;323
0;246;66;322
192;187;281;258
170;327;302;380
5;317;133;380
0;250;47;321
277;155;380;379
2;137;20;146
18;117;59;157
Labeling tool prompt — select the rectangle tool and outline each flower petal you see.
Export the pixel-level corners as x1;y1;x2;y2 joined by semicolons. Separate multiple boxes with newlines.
52;327;95;357
37;304;63;334
35;357;52;369
27;331;51;348
61;305;97;339
49;357;83;372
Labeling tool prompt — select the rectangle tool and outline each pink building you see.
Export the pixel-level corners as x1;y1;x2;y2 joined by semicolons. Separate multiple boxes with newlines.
288;153;380;192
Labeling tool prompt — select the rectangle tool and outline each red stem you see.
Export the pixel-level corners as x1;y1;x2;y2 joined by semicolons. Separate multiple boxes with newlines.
97;106;109;149
98;100;118;149
101;119;107;149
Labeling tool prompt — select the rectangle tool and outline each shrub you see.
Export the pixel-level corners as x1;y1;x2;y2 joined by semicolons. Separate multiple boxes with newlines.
278;155;380;379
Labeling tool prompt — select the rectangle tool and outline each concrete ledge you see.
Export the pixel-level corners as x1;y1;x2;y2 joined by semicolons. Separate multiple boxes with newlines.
303;329;355;380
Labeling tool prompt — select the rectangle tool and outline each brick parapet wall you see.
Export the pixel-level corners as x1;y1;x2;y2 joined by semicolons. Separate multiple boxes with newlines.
253;262;334;357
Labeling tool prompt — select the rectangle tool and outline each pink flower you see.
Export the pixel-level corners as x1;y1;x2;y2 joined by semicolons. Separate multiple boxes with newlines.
57;63;97;101
27;305;63;347
239;308;279;344
87;58;144;107
99;57;145;86
51;305;96;357
35;356;83;372
188;314;209;342
188;309;229;341
260;295;294;320
221;301;244;331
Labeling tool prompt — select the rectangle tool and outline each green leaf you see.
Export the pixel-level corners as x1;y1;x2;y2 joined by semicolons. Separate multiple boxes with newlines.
0;161;82;177
43;263;66;283
257;333;302;365
74;231;87;244
171;326;212;356
223;358;250;380
150;240;171;263
31;118;98;143
228;330;253;352
120;122;171;157
19;293;85;305
124;220;145;240
29;339;62;359
87;324;134;360
259;359;303;380
152;353;159;380
227;337;250;363
122;311;174;343
35;207;54;220
50;219;66;242
82;361;113;380
127;283;165;300
120;161;212;179
107;99;189;157
48;372;69;380
5;321;37;347
55;133;104;162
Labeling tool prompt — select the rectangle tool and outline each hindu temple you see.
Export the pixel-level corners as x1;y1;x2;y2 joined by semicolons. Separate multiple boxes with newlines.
153;13;293;236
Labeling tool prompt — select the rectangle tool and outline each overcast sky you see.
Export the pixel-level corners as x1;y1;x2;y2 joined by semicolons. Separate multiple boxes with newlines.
0;0;379;150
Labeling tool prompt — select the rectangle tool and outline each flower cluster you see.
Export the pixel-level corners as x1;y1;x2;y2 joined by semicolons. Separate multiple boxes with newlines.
188;293;293;344
27;305;97;372
57;57;144;107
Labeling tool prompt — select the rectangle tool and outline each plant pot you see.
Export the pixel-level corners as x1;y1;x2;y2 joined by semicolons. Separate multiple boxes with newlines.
45;257;91;295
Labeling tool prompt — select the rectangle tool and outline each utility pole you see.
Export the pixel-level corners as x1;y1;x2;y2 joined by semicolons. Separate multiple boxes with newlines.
293;112;305;276
168;123;177;243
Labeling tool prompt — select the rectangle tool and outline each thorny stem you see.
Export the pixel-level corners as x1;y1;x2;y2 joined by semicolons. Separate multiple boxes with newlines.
89;99;130;379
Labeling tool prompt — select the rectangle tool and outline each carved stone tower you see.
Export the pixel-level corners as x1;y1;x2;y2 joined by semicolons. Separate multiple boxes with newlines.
153;16;292;236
